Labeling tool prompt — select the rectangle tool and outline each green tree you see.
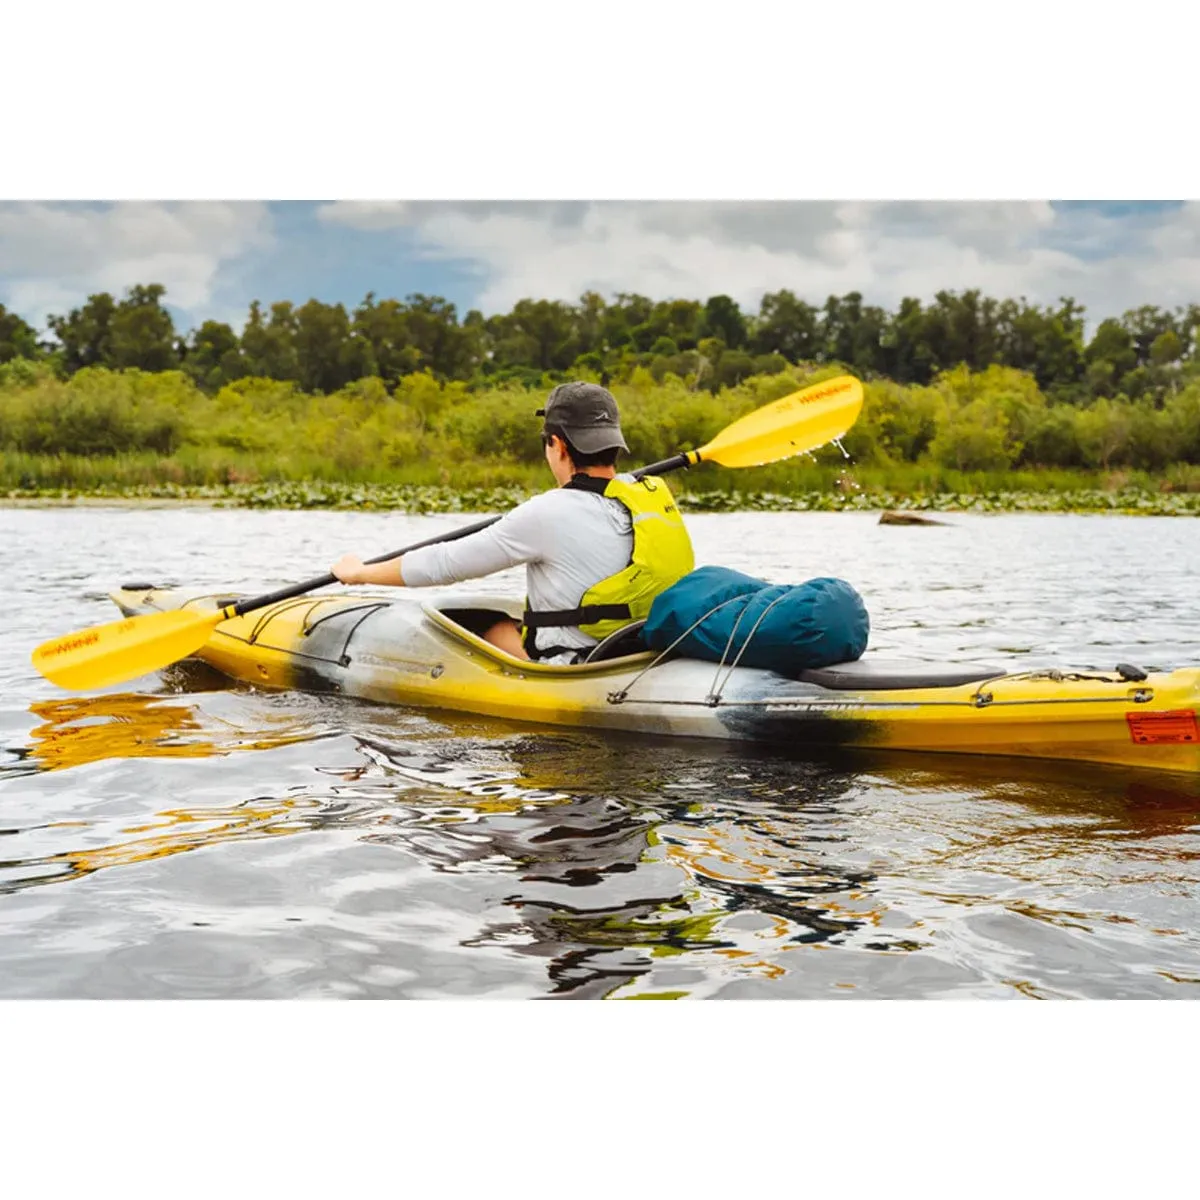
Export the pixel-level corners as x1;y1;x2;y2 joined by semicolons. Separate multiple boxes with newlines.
1123;305;1176;366
928;398;1014;471
407;294;481;379
879;297;936;384
293;298;368;393
241;300;301;381
656;298;703;350
753;290;820;361
184;320;246;392
820;293;859;367
868;379;939;462
1024;407;1085;467
352;294;422;387
713;349;755;389
1125;397;1175;469
694;336;726;391
108;284;180;372
700;294;748;349
1150;330;1183;367
997;297;1085;395
1178;304;1200;361
923;290;1000;373
47;291;117;374
849;299;889;375
1076;398;1133;469
1164;381;1200;463
0;304;41;363
490;299;580;371
1084;318;1138;397
600;294;654;351
576;291;607;356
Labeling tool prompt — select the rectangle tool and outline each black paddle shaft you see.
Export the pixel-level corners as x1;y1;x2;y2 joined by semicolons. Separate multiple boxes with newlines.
228;454;695;620
230;515;501;617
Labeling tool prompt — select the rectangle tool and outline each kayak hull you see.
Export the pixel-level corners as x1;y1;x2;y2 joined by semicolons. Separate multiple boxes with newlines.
110;586;1200;775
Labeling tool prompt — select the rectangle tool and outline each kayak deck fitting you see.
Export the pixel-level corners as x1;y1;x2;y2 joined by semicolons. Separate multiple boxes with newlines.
110;586;1200;775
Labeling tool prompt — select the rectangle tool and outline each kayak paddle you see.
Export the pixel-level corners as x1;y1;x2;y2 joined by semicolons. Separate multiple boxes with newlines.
32;374;863;691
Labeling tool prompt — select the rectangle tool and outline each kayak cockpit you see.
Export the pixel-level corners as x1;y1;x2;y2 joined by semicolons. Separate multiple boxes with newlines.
422;599;658;674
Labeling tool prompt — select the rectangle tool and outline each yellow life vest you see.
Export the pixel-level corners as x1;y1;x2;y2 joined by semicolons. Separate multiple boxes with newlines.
522;473;695;655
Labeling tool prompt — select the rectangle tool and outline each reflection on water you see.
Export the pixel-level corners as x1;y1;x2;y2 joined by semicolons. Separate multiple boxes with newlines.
18;692;317;774
1;795;327;894
4;706;1200;996
3;508;1200;998
329;735;1200;998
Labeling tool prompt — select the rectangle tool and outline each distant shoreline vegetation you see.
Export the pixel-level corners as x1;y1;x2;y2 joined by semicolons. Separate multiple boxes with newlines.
1;282;1199;513
6;484;1200;517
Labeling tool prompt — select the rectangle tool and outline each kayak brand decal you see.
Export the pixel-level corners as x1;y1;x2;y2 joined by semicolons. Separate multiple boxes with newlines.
1126;709;1198;745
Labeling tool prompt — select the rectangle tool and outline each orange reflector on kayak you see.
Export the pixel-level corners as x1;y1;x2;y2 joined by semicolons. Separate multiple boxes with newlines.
1127;710;1199;744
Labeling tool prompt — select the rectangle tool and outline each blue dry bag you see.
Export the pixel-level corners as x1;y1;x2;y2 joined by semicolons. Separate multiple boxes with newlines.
643;565;869;676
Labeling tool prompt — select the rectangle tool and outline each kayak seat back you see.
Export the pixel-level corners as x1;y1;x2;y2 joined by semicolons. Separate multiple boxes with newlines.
798;659;1005;691
585;620;649;663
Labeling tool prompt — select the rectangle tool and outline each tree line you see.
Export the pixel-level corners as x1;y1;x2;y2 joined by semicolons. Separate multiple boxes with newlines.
1;283;1198;407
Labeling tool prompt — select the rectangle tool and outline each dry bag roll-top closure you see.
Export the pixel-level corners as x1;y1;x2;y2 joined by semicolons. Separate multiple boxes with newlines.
522;474;696;653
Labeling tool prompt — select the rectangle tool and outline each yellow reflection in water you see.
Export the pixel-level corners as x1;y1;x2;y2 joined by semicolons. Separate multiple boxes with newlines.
23;796;322;891
26;693;309;772
9;693;331;892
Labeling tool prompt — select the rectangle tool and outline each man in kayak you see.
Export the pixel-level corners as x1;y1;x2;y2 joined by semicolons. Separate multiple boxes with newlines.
331;382;695;663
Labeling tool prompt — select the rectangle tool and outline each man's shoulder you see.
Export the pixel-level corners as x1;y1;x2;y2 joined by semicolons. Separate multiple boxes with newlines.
503;485;631;533
498;487;582;531
507;488;575;516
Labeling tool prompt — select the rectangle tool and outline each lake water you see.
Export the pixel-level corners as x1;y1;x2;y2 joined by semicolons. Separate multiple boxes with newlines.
2;505;1199;999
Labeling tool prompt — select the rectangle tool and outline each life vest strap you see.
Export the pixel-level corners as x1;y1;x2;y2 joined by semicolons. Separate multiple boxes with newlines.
525;641;586;662
523;603;632;629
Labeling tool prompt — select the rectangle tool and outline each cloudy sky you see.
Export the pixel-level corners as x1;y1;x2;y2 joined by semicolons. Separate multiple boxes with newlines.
2;200;1197;337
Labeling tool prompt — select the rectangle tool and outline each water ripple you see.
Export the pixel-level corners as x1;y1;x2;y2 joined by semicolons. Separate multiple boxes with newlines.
3;508;1200;998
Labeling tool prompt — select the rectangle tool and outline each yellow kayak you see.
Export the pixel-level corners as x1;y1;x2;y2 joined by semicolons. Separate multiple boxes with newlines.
111;586;1200;775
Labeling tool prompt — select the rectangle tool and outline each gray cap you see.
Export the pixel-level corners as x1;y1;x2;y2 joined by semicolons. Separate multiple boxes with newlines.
536;382;629;454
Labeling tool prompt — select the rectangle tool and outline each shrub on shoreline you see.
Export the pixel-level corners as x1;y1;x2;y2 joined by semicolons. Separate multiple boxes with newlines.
3;364;1200;511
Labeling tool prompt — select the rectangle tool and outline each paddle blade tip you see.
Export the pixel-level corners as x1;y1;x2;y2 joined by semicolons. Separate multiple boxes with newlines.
700;374;865;468
31;609;220;692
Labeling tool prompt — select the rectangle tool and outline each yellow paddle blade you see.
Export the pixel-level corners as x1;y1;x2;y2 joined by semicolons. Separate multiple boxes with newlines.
696;374;864;468
31;607;226;691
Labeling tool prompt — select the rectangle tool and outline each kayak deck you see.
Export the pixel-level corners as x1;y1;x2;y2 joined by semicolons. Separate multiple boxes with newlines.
110;586;1200;775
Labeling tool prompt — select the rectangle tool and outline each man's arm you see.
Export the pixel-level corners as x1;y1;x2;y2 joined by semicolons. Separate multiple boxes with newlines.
331;497;551;588
331;554;407;586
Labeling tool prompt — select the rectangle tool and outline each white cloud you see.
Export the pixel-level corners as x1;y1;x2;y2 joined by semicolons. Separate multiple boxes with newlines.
0;202;273;330
313;200;415;231
315;199;1200;325
7;201;1199;344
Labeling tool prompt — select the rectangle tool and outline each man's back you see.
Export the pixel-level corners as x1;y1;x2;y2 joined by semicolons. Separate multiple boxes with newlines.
400;484;634;657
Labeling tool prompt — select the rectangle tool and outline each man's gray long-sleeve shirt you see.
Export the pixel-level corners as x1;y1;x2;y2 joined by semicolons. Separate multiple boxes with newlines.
402;484;635;657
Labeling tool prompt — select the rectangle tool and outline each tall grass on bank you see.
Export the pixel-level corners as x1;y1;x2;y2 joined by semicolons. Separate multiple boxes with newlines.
3;362;1200;511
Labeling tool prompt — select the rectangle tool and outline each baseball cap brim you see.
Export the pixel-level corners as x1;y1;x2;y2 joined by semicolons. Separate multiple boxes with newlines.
556;423;629;454
535;406;629;453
